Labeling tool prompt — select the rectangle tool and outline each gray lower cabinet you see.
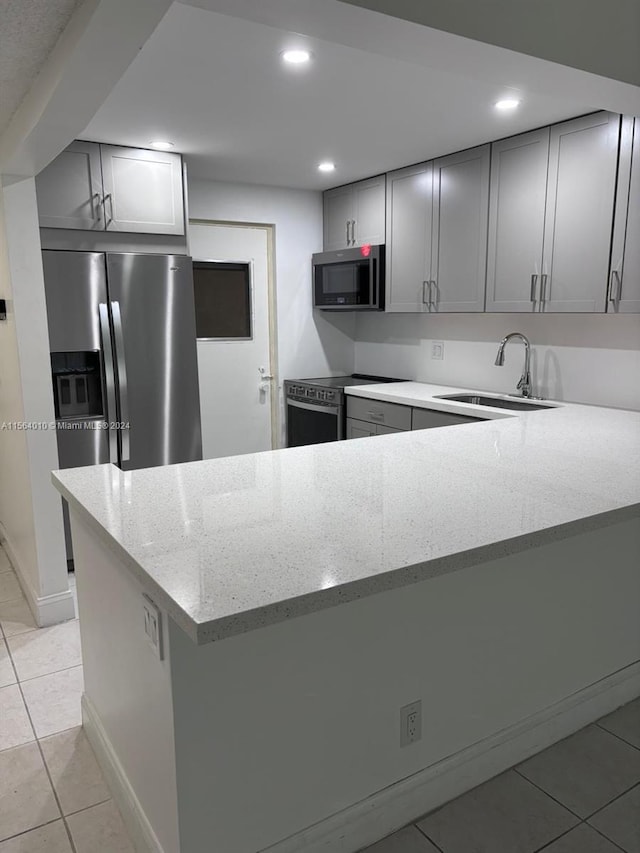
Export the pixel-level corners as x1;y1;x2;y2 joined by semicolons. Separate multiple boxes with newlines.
385;162;433;312
609;116;640;313
35;141;104;231
323;176;385;250
346;396;412;430
541;112;620;312
36;141;185;235
430;144;490;313
346;418;402;439
485;128;550;312
411;408;484;430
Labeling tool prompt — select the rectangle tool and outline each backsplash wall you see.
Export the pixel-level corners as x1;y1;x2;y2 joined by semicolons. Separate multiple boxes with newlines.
354;313;640;410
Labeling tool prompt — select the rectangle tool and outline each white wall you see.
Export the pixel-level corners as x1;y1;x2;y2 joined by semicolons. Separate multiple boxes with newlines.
0;178;72;623
187;178;356;442
355;313;640;410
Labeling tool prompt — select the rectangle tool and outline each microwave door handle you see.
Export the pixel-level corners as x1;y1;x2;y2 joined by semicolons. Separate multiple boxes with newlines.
98;303;118;464
110;301;130;464
370;256;377;307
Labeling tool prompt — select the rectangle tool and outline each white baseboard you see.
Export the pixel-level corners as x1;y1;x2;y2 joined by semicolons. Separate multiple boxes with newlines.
82;694;165;853
0;526;74;626
263;662;640;853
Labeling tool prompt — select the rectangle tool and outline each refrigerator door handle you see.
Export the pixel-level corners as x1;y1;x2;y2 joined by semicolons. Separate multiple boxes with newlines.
110;301;131;464
98;303;118;464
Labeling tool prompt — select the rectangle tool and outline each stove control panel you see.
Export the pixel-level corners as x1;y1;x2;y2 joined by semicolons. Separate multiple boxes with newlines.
285;382;340;405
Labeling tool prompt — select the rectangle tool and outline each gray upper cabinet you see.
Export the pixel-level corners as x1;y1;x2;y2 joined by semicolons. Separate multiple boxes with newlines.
609;116;640;313
541;112;620;312
36;141;185;236
100;145;184;235
485;128;550;312
385;163;433;312
35;141;104;231
430;144;490;313
323;176;385;250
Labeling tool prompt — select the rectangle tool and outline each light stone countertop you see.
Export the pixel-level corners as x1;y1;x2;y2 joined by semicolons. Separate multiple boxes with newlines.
52;382;640;645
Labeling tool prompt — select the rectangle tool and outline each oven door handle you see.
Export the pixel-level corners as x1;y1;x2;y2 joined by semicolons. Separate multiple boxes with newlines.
287;399;341;416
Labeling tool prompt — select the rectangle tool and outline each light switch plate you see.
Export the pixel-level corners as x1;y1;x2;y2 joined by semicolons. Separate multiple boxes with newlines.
431;341;444;360
143;594;164;660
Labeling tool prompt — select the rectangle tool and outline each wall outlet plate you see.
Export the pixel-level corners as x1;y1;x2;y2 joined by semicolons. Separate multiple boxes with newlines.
431;341;444;360
143;594;164;660
400;700;422;747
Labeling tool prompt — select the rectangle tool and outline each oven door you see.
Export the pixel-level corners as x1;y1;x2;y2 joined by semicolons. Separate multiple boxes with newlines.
286;399;343;447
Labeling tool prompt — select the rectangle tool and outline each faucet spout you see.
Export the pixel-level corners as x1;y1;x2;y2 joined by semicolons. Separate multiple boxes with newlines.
494;332;532;397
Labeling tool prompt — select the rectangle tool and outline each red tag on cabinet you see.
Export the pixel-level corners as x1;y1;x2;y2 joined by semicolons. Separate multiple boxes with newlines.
360;244;372;257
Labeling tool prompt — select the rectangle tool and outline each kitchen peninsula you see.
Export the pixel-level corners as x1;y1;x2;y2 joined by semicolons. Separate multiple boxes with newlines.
53;383;640;853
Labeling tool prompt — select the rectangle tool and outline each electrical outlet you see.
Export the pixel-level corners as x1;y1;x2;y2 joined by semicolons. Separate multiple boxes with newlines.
143;594;163;660
431;341;444;360
400;700;422;747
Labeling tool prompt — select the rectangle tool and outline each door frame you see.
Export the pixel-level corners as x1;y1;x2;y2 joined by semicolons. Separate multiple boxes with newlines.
188;219;280;449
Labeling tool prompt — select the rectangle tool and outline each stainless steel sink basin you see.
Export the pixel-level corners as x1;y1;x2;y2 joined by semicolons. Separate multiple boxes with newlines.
435;394;554;411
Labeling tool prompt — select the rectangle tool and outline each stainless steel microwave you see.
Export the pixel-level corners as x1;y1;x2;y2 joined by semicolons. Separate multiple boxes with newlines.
312;245;385;310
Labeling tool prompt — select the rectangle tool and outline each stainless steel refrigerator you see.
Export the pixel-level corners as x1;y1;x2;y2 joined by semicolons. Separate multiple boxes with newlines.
43;250;203;561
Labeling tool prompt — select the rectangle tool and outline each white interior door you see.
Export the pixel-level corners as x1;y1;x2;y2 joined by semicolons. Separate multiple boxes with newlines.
188;222;275;458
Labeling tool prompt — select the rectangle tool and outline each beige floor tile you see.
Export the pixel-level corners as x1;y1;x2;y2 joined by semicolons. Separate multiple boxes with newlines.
0;641;16;688
598;698;640;751
0;685;34;752
67;800;134;853
0;820;72;852
517;724;640;818
589;784;640;853
7;622;81;682
0;575;22;606
0;742;60;842
21;667;83;739
40;727;110;816
361;825;441;852
0;600;36;640
416;770;578;853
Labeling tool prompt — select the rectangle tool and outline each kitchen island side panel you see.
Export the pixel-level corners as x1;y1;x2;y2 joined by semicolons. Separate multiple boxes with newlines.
169;517;640;853
70;514;180;853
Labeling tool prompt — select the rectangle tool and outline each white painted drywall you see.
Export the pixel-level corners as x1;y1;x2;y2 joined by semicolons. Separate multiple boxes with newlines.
0;178;71;622
169;518;640;852
187;178;356;444
71;513;180;853
355;313;640;410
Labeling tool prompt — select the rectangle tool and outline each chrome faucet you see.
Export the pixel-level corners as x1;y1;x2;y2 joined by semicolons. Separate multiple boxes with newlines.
495;332;532;398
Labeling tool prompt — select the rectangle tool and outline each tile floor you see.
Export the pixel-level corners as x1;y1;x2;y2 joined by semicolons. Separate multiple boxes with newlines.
0;547;134;852
1;544;639;853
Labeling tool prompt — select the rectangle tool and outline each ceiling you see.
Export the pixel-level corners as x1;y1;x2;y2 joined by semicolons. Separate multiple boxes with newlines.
82;1;603;190
0;0;85;138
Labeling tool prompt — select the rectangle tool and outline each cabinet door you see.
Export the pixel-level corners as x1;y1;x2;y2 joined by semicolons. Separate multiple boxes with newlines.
412;408;483;430
541;112;620;312
346;418;377;439
376;424;403;435
323;186;353;250
100;145;185;235
430;144;490;312
385;163;433;312
352;176;386;246
485;129;549;312
35;141;104;230
609;116;640;313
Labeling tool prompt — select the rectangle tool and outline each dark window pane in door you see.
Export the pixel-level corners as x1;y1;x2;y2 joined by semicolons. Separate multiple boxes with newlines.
193;261;252;339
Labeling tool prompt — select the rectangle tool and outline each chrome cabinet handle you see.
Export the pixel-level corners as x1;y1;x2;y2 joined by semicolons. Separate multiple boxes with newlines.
609;269;622;304
103;193;114;225
351;219;357;246
93;193;103;221
98;303;118;464
530;273;539;302
366;411;385;420
110;301;130;464
346;220;351;246
422;281;429;305
540;273;549;307
430;280;438;309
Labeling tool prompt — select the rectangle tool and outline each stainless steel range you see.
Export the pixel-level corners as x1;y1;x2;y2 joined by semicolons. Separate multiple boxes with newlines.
284;374;403;447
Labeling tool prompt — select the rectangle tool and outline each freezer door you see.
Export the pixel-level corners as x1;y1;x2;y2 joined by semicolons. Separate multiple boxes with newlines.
42;251;107;351
106;253;202;470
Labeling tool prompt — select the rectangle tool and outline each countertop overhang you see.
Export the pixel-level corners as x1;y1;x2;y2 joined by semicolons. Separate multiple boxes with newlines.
52;382;640;645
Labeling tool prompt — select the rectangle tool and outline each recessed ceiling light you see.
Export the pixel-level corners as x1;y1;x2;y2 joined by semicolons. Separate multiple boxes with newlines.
494;99;521;111
150;140;175;150
318;161;336;173
281;49;312;65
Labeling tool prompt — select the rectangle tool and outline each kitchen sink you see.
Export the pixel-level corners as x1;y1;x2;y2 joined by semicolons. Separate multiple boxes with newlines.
435;394;554;411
